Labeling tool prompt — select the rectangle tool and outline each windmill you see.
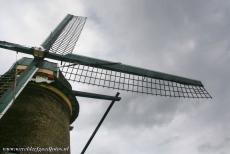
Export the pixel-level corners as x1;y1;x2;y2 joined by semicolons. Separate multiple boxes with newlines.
0;14;211;153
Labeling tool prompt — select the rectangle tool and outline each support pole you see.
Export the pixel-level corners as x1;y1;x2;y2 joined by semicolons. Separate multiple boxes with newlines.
81;92;120;154
72;90;121;101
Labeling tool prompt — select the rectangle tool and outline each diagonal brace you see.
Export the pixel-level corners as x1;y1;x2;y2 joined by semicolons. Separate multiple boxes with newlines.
81;92;120;154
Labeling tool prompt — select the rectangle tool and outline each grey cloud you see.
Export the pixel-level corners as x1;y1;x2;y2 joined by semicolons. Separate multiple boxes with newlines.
158;135;180;146
75;1;230;153
198;137;230;154
105;96;180;128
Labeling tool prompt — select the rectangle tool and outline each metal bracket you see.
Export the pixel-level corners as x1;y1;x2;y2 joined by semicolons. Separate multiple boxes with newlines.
32;47;47;59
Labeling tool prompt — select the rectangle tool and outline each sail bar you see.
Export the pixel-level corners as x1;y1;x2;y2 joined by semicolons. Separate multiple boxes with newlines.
41;14;73;50
0;41;33;54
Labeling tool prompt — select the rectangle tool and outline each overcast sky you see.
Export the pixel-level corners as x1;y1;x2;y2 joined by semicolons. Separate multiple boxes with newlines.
0;0;229;154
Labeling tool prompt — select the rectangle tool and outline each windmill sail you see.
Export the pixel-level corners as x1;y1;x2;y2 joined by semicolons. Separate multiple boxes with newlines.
58;54;211;99
41;14;86;55
0;12;211;99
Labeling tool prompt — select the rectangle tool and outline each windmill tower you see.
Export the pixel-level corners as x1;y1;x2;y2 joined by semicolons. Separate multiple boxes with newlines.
0;14;211;154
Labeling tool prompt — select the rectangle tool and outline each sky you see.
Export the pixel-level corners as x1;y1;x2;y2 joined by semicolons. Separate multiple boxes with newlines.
0;0;229;154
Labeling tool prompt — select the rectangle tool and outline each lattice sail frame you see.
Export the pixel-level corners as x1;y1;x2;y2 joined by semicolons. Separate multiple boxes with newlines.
45;15;86;55
60;64;212;98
